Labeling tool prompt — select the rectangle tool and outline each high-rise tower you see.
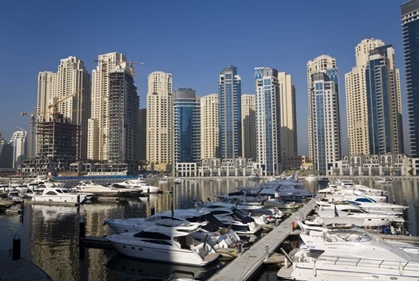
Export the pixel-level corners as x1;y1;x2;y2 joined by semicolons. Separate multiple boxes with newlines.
200;94;219;159
88;52;127;161
241;94;256;160
366;45;404;155
254;67;281;176
345;39;385;155
401;0;419;157
218;65;242;159
307;55;336;162
308;55;341;175
173;88;201;167
10;129;27;169
146;71;173;172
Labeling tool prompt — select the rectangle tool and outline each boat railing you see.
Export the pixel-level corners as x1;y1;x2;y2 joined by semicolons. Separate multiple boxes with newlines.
322;255;415;271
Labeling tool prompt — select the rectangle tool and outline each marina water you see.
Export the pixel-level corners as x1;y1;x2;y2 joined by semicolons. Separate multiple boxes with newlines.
0;177;418;281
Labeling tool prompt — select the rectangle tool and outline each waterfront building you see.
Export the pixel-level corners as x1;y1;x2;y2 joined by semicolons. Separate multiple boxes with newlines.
306;55;337;162
173;88;201;177
365;44;404;155
278;72;298;160
218;65;242;159
10;129;27;169
241;94;256;160
146;71;173;173
254;67;281;176
198;158;262;177
345;39;385;155
310;70;342;175
401;0;419;158
88;52;127;161
107;63;140;172
200;94;219;159
330;154;418;177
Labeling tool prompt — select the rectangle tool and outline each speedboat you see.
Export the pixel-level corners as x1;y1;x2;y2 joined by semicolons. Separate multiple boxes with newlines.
106;225;220;267
32;187;92;205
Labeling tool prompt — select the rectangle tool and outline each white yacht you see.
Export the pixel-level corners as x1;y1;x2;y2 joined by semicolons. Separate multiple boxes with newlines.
174;178;182;184
112;179;161;194
73;181;136;197
375;177;393;184
347;197;410;213
277;229;419;280
32;187;91;205
106;225;220;267
249;173;259;180
324;189;387;202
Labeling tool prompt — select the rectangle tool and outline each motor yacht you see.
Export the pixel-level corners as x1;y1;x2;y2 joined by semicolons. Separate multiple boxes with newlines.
32;187;92;205
112;178;161;193
323;189;387;202
277;229;418;280
174;178;182;184
73;181;136;197
375;177;393;184
106;225;220;267
347;197;410;213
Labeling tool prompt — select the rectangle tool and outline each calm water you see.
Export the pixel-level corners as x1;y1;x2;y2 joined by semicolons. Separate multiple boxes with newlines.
0;177;418;281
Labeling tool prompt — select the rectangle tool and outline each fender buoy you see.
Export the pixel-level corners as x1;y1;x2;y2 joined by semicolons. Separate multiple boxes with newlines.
365;225;371;230
291;221;296;230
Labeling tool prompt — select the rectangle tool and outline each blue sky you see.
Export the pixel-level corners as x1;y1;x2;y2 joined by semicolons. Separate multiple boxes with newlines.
0;0;408;156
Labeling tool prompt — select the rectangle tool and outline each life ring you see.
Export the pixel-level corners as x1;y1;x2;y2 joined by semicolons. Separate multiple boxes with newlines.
365;225;371;230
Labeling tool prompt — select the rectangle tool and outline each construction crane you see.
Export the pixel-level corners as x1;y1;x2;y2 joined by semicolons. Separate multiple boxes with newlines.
48;88;83;117
20;106;36;159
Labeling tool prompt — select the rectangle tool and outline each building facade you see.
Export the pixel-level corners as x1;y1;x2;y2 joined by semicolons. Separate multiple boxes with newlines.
241;94;256;160
306;55;337;162
200;94;219;159
345;39;385;155
10;130;27;169
401;0;419;157
55;57;91;160
88;52;127;161
173;88;201;176
254;67;281;176
365;44;404;155
139;108;147;161
107;63;140;169
278;72;298;160
218;65;242;159
146;71;173;172
310;72;342;175
0;130;13;169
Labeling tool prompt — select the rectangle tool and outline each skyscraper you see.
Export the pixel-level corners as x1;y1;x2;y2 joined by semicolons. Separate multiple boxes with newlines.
307;55;337;162
218;65;242;159
345;39;385;155
308;57;342;175
146;71;173;172
10;129;27;169
401;0;419;157
173;88;201;167
139;108;147;161
107;62;140;166
366;45;404;155
56;57;91;160
278;72;298;158
200;94;219;159
241;94;256;160
254;67;281;176
0;130;13;169
88;52;127;161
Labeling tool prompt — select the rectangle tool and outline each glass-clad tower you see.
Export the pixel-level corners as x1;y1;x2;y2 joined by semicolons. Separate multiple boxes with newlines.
218;65;242;159
173;88;201;165
401;0;419;157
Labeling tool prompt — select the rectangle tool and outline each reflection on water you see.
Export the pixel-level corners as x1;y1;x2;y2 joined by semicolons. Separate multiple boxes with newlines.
0;178;417;281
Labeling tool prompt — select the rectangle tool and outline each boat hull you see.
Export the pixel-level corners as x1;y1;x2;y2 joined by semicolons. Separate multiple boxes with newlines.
32;194;87;204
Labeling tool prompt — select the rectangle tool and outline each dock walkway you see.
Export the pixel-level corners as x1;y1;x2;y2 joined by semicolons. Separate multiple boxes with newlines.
0;249;52;281
209;199;317;281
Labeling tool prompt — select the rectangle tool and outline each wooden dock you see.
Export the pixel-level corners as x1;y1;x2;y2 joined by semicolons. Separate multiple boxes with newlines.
0;249;52;281
208;199;317;281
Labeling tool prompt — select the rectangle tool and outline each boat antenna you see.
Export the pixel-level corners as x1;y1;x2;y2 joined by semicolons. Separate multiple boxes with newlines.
171;185;174;219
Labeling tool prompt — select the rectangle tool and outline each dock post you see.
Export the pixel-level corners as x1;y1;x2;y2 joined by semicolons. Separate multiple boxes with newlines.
237;243;242;253
264;245;269;261
79;217;86;238
147;188;150;194
12;234;21;260
151;205;155;216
